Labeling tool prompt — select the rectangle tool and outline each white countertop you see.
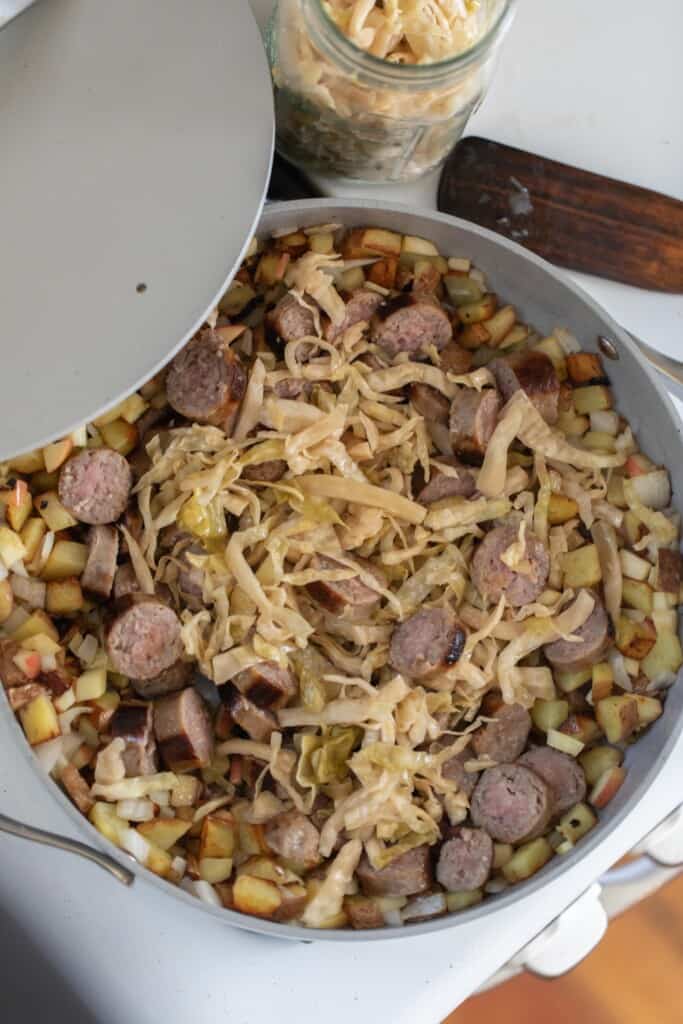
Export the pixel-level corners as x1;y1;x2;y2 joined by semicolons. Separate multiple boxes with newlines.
1;2;682;1021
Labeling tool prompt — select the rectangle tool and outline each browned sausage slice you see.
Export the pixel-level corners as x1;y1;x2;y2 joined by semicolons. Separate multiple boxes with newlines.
439;341;473;375
357;845;433;897
517;747;587;816
129;659;193;699
372;294;453;357
110;703;158;776
241;459;288;483
490;351;560;424
441;747;479;798
153;687;214;771
263;809;321;871
471;703;532;763
166;329;247;433
543;591;610;671
389;608;462;680
416;458;476;505
657;548;681;594
221;685;277;742
232;660;297;710
436;828;493;892
306;554;384;618
268;293;316;343
449;388;501;464
112;562;139;601
410;383;450;424
58;448;132;525
470;763;553;844
81;525;119;599
106;594;183;680
326;289;385;342
471;524;550;607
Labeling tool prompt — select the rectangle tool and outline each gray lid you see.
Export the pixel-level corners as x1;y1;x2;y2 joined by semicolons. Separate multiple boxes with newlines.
0;0;274;460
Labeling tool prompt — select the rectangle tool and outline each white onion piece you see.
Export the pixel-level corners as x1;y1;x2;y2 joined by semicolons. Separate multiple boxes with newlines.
40;652;57;672
77;634;99;666
192;881;222;907
382;908;404;927
401;892;447;923
120;827;151;865
35;736;66;775
171;856;187;878
609;650;633;691
116;799;155;822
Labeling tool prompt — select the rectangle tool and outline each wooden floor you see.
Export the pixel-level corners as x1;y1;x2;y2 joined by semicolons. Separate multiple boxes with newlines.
447;874;683;1024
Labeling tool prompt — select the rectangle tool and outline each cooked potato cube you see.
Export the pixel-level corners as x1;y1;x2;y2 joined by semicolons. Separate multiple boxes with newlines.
458;293;497;324
547;729;584;757
554;667;592;693
621;578;653;614
482;305;516;347
566;352;608;386
573;385;612;415
98;418;138;457
46;577;84;615
579;745;623;786
138;818;192;851
445;890;484;912
255;251;289;286
238;822;269;857
41;541;88;581
119;394;148;424
145;843;174;879
492;844;514;870
5;487;33;533
276;230;308;253
362;228;403;257
531;698;569;733
547;494;579;525
11;609;59;643
199;813;236;859
75;667;107;702
20;693;60;745
640;631;683;681
43;438;74;473
0;578;14;624
561;543;602;588
596;695;639;743
171;775;202;808
615;615;657;660
233;874;282;918
0;526;27;569
237;856;302;886
20;518;47;565
502;838;553;884
364;256;397;291
632;694;663;729
557;802;597;844
198;857;234;884
308;232;334;256
89;802;126;846
591;662;614;703
559;714;602;746
620;549;652;582
589;766;627;809
34;491;77;532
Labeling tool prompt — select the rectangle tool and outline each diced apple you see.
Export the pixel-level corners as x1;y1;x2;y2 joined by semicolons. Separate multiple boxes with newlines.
237;856;301;886
43;438;74;473
12;648;42;680
46;578;84;615
591;662;613;703
5;485;33;533
232;874;282;918
11;609;59;643
502;838;553;883
41;541;88;581
572;385;612;415
0;578;14;624
458;293;497;324
0;526;27;569
561;543;602;588
547;494;579;525
566;352;607;386
559;714;602;746
20;633;61;655
199;857;234;884
579;745;623;786
531;698;569;733
557;802;597;844
625;452;655;477
554;667;592;693
308;232;334;256
199;813;236;859
137;818;192;851
20;518;47;566
20;693;61;745
75;667;107;702
632;694;663;728
596;695;639;743
615;615;657;660
589;765;627;809
171;775;203;808
641;631;683;681
99;418;139;457
34;491;77;532
401;234;439;257
557;409;590;436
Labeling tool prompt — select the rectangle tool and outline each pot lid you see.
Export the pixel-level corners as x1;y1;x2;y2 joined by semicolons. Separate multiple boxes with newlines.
0;0;274;460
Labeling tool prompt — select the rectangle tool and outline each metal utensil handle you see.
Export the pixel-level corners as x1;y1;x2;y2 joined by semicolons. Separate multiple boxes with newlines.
0;811;134;886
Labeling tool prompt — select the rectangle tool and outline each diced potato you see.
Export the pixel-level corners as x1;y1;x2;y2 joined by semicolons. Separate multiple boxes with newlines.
99;418;138;457
146;843;174;879
573;385;612;415
561;543;602;588
5;487;33;533
41;541;88;580
171;775;203;808
11;609;59;643
445;889;484;912
276;230;308;253
0;526;27;569
531;698;569;732
502;838;553;884
483;305;516;347
138;818;192;851
580;745;623;786
362;228;402;257
640;630;683;682
589;766;627;809
621;578;653;614
615;615;657;660
308;232;334;256
559;714;602;746
583;430;616;453
499;323;530;350
238;822;269;857
20;693;61;745
632;694;663;729
20;518;47;565
566;352;607;385
0;578;14;623
595;695;639;743
46;577;84;615
547;494;579;525
547;729;584;757
652;608;678;634
606;472;627;508
554;667;592;693
620;549;652;582
54;687;76;713
237;856;301;886
492;844;514;870
75;667;107;702
557;802;597;844
89;802;127;846
9;449;45;474
534;336;567;380
591;662;613;703
119;394;149;424
401;234;438;257
458;293;497;324
198;857;234;884
199;813;236;859
233;874;283;918
458;322;491;349
43;438;74;473
34;491;77;532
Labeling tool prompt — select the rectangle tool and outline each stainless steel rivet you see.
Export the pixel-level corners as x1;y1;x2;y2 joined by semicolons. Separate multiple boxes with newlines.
598;335;619;360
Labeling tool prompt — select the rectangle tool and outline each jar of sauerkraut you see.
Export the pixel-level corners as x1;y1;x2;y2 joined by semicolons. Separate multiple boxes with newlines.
266;0;515;183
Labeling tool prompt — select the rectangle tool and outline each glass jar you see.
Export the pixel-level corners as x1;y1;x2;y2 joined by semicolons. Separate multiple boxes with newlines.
266;0;515;184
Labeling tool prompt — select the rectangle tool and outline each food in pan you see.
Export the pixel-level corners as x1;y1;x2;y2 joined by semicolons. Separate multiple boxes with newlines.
1;222;681;930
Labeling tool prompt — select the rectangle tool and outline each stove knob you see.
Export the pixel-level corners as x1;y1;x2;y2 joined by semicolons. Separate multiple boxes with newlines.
512;884;607;979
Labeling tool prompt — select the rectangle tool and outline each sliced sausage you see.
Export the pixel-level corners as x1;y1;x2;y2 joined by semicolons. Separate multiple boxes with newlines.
58;448;132;525
517;747;587;816
543;591;610;672
263;809;321;871
153;687;213;771
436;828;493;892
105;594;183;680
389;608;462;680
109;703;158;776
439;341;473;375
113;562;139;601
471;524;550;607
241;459;288;483
357;845;433;897
176;544;205;611
657;548;681;593
416;458;476;505
449;387;501;465
272;377;311;400
326;289;384;342
268;293;316;343
470;763;553;844
410;383;450;424
372;294;453;357
221;685;277;742
441;747;478;798
166;329;247;433
306;554;385;619
471;703;532;764
129;659;193;699
232;660;297;710
490;351;560;425
81;525;119;599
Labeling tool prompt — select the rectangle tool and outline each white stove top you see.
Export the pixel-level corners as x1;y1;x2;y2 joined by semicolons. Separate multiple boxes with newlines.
1;1;682;1020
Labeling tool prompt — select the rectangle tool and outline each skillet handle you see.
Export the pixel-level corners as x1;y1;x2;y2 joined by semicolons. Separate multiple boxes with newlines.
0;811;135;886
